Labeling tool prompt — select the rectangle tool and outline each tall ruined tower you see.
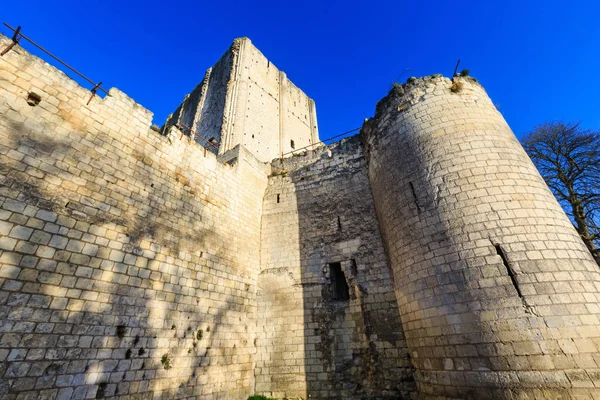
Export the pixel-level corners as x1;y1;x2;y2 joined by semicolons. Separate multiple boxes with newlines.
164;37;319;162
362;75;600;398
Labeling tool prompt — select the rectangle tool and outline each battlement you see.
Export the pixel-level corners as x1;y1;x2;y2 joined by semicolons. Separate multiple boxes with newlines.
0;33;269;398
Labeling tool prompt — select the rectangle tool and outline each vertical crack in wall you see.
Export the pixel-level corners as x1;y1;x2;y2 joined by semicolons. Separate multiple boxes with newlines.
494;243;523;299
492;241;538;315
408;182;421;213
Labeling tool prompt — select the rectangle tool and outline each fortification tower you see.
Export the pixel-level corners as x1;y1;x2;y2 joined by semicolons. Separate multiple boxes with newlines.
362;76;600;398
164;37;319;162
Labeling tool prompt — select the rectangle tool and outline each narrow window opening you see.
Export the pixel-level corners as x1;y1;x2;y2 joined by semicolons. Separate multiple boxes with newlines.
337;216;342;231
290;140;295;149
329;262;349;301
276;194;280;203
409;182;421;213
494;243;523;299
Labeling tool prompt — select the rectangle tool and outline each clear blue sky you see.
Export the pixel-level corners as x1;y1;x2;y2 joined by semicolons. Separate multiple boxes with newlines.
3;1;600;140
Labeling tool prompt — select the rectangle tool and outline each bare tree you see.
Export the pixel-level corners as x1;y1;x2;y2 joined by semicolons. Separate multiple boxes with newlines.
522;121;600;266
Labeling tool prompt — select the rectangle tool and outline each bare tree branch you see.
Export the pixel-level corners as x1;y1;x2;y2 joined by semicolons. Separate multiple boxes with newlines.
522;121;600;266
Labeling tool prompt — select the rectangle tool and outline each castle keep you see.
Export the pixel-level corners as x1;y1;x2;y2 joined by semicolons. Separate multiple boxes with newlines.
163;38;319;162
1;34;600;400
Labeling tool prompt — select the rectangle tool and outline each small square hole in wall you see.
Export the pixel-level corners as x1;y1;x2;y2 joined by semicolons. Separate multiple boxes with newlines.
27;92;42;107
329;262;349;301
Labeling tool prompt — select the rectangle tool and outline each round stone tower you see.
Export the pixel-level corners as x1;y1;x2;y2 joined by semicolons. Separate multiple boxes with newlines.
362;76;600;398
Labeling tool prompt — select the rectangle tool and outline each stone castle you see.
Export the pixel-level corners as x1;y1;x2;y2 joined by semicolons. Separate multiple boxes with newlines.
1;34;600;400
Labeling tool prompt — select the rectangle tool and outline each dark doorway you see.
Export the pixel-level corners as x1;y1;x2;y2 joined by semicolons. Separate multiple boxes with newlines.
329;262;350;301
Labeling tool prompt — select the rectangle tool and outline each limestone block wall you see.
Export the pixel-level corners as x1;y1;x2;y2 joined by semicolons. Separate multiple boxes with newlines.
362;76;600;398
277;75;318;157
230;39;282;161
222;38;319;160
164;38;319;163
257;137;414;399
0;35;268;400
163;47;232;151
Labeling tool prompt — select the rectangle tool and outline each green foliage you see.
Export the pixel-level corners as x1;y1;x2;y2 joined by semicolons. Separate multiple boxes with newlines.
196;330;203;340
247;395;275;400
161;354;172;370
171;324;176;330
459;69;470;77
389;81;404;96
268;169;288;178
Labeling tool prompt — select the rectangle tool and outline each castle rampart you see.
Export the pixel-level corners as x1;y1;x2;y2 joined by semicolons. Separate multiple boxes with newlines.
0;35;267;399
362;75;600;398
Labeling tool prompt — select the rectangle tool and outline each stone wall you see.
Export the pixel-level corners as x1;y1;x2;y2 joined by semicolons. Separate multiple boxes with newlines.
164;46;233;151
256;137;414;399
0;35;268;399
362;75;600;398
231;39;283;161
164;38;319;163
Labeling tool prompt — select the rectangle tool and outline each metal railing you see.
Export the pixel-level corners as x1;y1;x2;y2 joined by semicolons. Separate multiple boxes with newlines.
176;122;220;150
1;23;363;156
280;127;361;159
1;23;109;105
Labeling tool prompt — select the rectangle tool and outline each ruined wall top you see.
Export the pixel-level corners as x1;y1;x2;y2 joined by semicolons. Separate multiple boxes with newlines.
367;75;488;124
164;37;319;163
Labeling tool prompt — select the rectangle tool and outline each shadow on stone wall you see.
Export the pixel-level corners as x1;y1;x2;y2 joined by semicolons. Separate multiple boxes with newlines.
278;136;415;399
361;83;534;399
0;116;251;399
